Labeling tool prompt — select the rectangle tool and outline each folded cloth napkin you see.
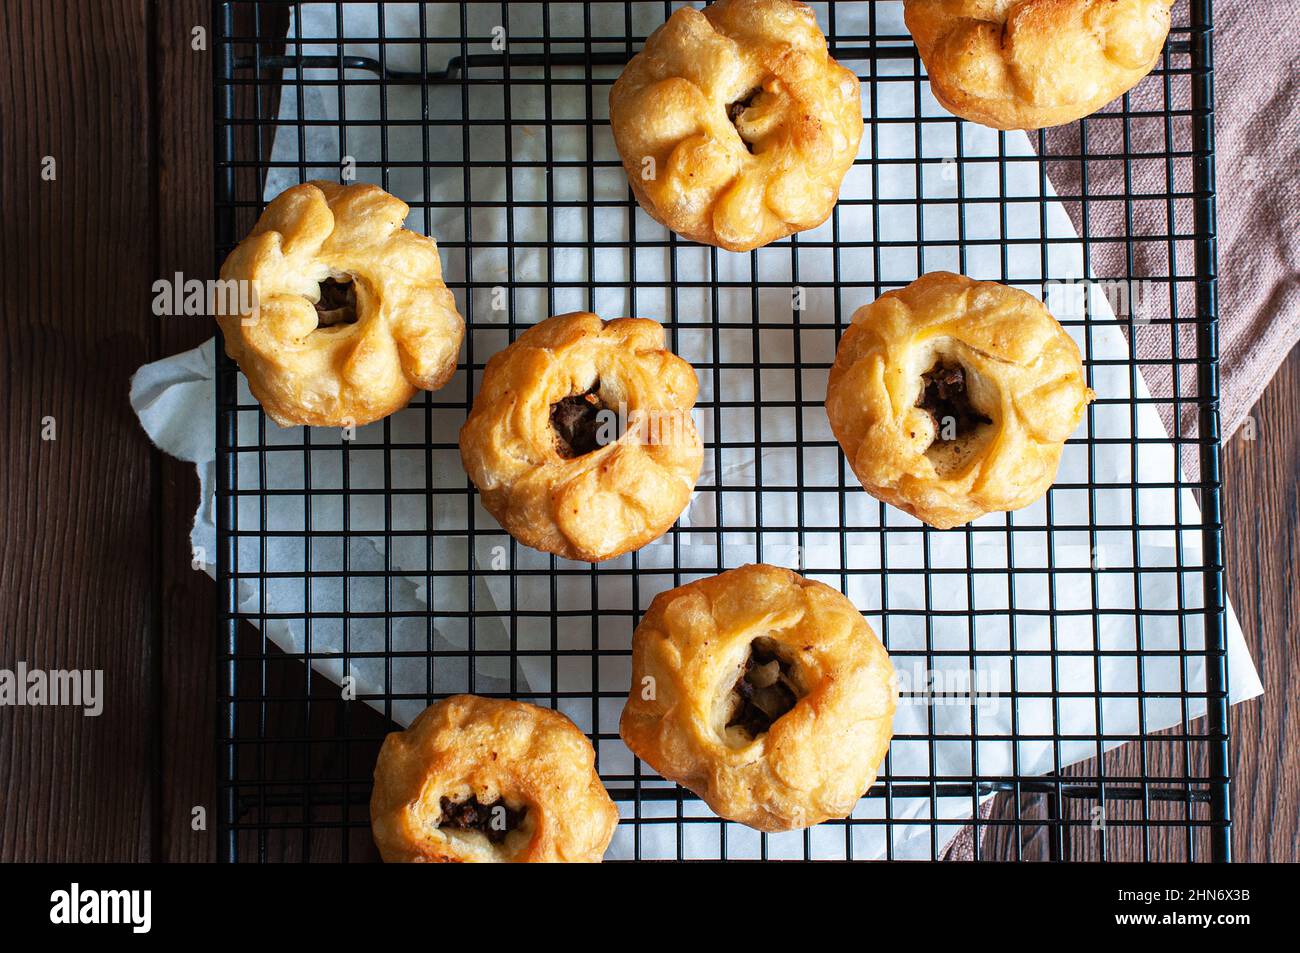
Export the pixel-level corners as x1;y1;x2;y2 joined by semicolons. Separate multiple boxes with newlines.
1042;0;1300;451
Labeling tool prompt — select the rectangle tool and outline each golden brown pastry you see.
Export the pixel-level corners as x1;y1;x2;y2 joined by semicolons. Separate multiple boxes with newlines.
620;564;895;832
370;695;619;863
459;312;703;563
826;272;1094;529
216;181;464;427
903;0;1174;130
608;0;863;252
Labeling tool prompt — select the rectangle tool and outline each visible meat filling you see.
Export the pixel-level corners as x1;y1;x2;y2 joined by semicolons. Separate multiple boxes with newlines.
917;361;990;441
550;382;609;458
726;640;801;739
438;794;526;845
314;276;358;327
727;87;762;153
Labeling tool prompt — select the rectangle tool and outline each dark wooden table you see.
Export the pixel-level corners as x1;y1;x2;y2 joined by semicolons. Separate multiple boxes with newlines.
2;0;1295;862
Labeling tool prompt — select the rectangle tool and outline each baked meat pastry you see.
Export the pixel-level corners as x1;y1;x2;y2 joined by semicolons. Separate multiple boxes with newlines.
903;0;1174;130
620;564;896;832
370;695;619;863
459;312;703;562
826;272;1094;529
608;0;862;252
216;180;464;427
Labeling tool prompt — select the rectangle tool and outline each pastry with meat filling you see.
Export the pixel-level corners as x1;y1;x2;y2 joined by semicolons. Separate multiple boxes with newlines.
370;695;618;863
619;564;896;832
459;312;702;562
608;0;863;251
215;181;463;428
826;272;1094;529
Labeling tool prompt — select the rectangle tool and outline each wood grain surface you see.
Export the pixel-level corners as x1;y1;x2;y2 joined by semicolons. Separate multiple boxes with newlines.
0;0;1293;862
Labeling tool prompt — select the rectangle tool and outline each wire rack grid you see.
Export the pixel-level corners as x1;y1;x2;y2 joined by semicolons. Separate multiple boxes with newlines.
213;0;1229;862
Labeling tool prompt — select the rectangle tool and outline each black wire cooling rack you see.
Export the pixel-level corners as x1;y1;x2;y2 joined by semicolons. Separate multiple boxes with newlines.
213;1;1229;861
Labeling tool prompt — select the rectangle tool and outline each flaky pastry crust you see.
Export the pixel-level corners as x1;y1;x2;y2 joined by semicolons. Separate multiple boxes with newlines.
620;564;896;832
904;0;1174;130
608;0;863;252
459;312;703;563
216;181;464;427
826;272;1094;529
370;695;619;863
